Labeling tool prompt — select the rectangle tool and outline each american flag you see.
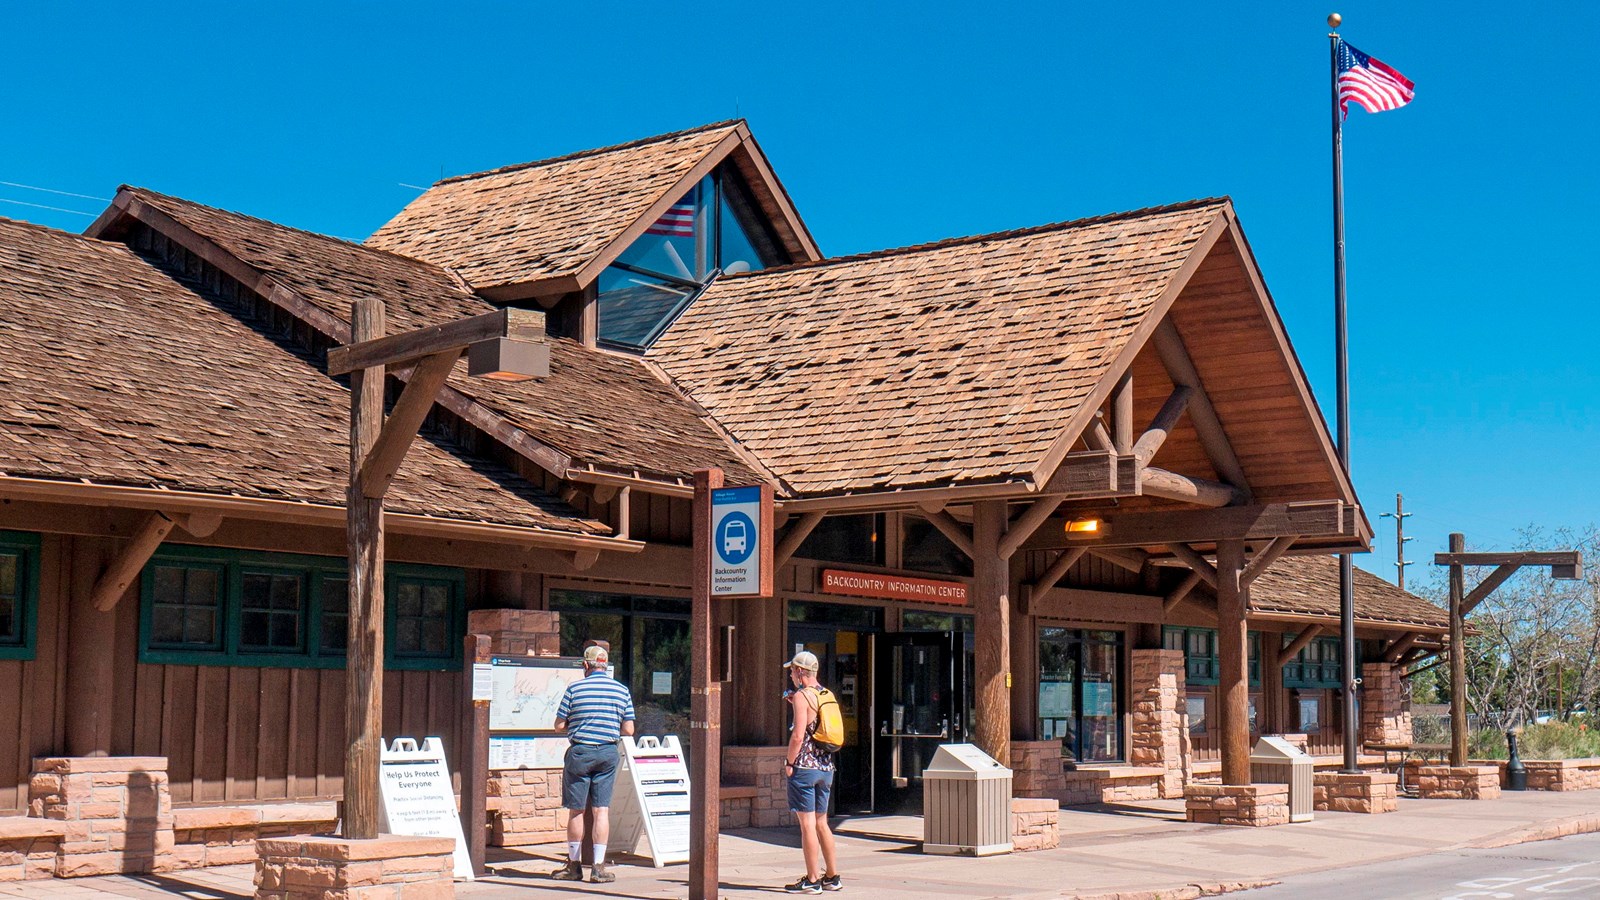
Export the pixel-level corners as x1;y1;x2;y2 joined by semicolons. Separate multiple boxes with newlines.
646;195;697;237
1337;40;1414;118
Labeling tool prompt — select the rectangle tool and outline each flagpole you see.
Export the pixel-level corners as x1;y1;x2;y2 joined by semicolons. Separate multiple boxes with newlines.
1328;11;1360;775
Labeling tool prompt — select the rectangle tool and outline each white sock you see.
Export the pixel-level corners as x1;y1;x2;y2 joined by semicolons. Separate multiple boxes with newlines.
567;841;582;862
593;843;607;863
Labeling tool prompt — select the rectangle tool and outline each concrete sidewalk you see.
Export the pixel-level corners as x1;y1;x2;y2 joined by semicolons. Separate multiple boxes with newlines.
12;790;1600;899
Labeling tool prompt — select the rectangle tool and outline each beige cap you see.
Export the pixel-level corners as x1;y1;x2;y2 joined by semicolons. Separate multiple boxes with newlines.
783;650;819;672
583;645;609;665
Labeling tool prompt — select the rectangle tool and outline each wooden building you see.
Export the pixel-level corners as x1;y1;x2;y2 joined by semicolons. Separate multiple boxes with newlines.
0;122;1447;841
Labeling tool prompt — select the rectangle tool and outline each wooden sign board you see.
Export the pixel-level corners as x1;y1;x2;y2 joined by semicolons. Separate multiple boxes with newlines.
610;735;693;867
378;737;473;880
709;484;773;598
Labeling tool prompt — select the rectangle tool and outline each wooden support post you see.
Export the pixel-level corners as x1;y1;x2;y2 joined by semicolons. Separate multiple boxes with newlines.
1163;569;1204;614
461;634;491;876
1085;418;1115;453
972;500;1011;765
1448;532;1468;767
1277;624;1324;669
344;298;386;841
689;469;723;900
1112;371;1134;455
89;511;176;611
1215;540;1250;785
1132;386;1193;468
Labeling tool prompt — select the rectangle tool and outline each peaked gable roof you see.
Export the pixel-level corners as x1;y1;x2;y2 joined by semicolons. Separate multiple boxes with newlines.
0;215;604;535
91;188;766;488
648;200;1231;496
366;121;818;298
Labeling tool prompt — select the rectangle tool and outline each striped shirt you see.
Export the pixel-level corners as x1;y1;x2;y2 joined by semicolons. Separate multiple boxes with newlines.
557;671;636;746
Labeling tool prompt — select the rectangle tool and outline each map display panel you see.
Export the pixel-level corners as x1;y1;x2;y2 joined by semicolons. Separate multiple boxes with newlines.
488;656;584;732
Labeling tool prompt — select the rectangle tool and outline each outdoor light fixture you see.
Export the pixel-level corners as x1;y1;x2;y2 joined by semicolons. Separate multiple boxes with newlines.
467;337;549;382
1065;517;1101;535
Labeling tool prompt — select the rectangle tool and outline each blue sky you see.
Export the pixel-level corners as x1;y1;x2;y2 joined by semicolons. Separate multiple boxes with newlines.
4;2;1596;582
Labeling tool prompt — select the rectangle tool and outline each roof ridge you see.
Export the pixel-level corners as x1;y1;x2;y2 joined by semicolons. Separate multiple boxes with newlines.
724;196;1232;278
436;120;745;185
120;186;482;287
3;213;118;246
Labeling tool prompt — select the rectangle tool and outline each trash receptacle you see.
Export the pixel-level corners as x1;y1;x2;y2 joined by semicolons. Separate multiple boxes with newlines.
922;743;1013;856
1251;736;1313;822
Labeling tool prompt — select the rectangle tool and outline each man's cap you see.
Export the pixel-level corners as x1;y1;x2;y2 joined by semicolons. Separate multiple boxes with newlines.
783;650;819;672
583;645;609;665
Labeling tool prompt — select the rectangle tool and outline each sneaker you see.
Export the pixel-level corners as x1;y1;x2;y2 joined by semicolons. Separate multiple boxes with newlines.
821;873;843;891
785;876;824;894
550;860;584;881
590;863;616;884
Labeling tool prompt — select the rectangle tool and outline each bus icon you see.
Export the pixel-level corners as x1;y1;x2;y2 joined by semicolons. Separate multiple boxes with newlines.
723;519;748;555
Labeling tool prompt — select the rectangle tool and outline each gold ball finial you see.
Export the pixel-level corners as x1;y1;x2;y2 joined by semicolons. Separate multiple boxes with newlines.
1328;12;1342;28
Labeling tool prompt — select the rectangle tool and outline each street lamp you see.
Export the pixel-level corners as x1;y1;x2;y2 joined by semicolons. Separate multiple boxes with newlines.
328;301;548;841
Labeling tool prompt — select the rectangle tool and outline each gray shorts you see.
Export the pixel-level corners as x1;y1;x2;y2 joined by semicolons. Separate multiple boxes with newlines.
562;743;619;810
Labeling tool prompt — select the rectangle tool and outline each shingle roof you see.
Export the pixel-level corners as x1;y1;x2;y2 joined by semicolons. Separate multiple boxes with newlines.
0;216;604;534
648;200;1229;496
1250;555;1448;630
120;189;764;486
365;122;741;293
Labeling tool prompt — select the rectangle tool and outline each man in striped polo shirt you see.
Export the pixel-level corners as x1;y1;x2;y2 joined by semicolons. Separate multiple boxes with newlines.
550;643;636;884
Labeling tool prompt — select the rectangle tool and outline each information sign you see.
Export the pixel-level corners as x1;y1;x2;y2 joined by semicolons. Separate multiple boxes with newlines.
609;735;692;867
710;484;772;597
488;656;585;732
378;737;473;880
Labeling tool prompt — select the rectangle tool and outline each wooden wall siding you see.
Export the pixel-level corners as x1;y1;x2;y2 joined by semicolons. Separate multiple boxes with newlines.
1021;549;1140;593
0;534;67;814
125;664;460;806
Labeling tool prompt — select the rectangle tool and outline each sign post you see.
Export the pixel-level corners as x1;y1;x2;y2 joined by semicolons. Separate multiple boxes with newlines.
690;469;773;900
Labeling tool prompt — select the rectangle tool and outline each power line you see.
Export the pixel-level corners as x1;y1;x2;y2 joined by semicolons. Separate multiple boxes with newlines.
0;181;109;202
0;197;94;216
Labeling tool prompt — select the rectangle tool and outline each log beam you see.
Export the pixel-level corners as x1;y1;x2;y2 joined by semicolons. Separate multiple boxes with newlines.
359;350;460;499
1382;632;1421;664
1032;547;1089;596
1089;547;1149;575
1277;623;1324;668
89;511;176;611
1140;466;1242;508
172;511;224;538
1023;500;1349;552
998;496;1066;560
775;511;826;569
925;509;975;560
1132;386;1193;468
1460;563;1520;617
1163;569;1204;614
1085;418;1115;453
1151;320;1252;502
1112;371;1134;455
327;307;545;376
1165;543;1219;588
1241;535;1297;587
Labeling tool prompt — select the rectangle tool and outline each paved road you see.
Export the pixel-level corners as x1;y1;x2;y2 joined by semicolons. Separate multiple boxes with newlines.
1239;832;1600;899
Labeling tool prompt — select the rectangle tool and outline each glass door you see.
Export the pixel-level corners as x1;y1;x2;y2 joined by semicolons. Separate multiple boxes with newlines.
787;625;875;813
874;631;967;814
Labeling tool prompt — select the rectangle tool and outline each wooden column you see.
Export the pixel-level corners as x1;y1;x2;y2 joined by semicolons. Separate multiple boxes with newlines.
1214;540;1250;785
971;500;1011;765
461;634;491;876
344;299;386;840
1112;371;1134;455
1448;532;1467;767
65;537;114;757
689;469;722;900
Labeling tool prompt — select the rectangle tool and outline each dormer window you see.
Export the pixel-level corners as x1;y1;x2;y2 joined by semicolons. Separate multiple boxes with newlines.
597;165;785;349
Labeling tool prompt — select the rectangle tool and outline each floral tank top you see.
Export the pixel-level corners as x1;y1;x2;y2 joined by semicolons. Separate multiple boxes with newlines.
793;688;837;772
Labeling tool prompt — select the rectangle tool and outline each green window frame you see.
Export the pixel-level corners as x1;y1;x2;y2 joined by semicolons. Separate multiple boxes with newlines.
139;547;463;670
1162;626;1261;687
0;531;41;661
1281;635;1344;689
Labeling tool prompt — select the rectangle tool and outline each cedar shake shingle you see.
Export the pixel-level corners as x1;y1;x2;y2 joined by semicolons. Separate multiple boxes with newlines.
1250;555;1448;630
0;216;604;534
365;123;741;293
649;200;1228;496
121;189;764;486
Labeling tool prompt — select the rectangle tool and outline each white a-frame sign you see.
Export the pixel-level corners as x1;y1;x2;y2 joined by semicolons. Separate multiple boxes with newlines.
377;737;473;880
610;736;692;867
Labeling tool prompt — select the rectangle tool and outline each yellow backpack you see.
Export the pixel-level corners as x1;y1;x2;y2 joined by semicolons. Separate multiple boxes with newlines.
805;687;845;752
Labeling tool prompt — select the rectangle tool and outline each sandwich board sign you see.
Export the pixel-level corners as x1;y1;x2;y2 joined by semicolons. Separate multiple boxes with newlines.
378;737;473;880
710;484;773;597
609;735;692;867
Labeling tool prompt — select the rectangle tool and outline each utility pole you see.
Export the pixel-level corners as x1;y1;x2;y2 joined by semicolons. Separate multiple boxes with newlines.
1379;493;1414;589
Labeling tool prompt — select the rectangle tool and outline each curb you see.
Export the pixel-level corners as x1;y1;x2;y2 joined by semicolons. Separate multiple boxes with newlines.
1069;880;1280;900
1466;813;1600;849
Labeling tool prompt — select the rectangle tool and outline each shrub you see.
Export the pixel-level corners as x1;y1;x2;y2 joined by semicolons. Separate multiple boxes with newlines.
1469;722;1600;760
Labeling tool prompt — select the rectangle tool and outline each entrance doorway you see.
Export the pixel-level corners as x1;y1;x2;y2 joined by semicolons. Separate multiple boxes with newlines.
789;621;878;813
873;630;973;814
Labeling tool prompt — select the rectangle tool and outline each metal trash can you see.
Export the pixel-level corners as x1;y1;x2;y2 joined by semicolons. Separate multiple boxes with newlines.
1251;736;1314;822
922;743;1013;856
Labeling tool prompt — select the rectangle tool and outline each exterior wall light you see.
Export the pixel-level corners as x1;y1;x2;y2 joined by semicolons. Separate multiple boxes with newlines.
468;337;550;382
1065;517;1101;534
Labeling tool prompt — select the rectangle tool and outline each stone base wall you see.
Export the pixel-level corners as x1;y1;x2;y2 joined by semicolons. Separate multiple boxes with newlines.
1010;798;1059;852
255;835;454;900
486;769;567;847
1361;663;1412;747
1525;758;1600;791
1184;784;1290;827
1313;772;1398;814
28;757;173;877
1130;650;1187;798
466;609;560;658
169;806;338;870
721;746;789;828
1010;741;1067;798
1414;765;1501;800
0;820;63;881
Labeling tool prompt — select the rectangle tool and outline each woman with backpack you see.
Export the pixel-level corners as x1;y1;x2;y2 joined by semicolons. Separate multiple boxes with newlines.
782;651;844;894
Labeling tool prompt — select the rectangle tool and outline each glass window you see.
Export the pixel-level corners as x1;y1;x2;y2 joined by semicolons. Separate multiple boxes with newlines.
787;601;882;630
392;577;453;658
1298;696;1322;733
1163;627;1262;687
1038;627;1124;762
1186;693;1209;735
320;576;349;653
901;517;973;577
240;570;305;652
901;611;973;632
795;514;886;567
150;563;224;649
0;532;39;658
0;553;21;645
551;589;691;739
